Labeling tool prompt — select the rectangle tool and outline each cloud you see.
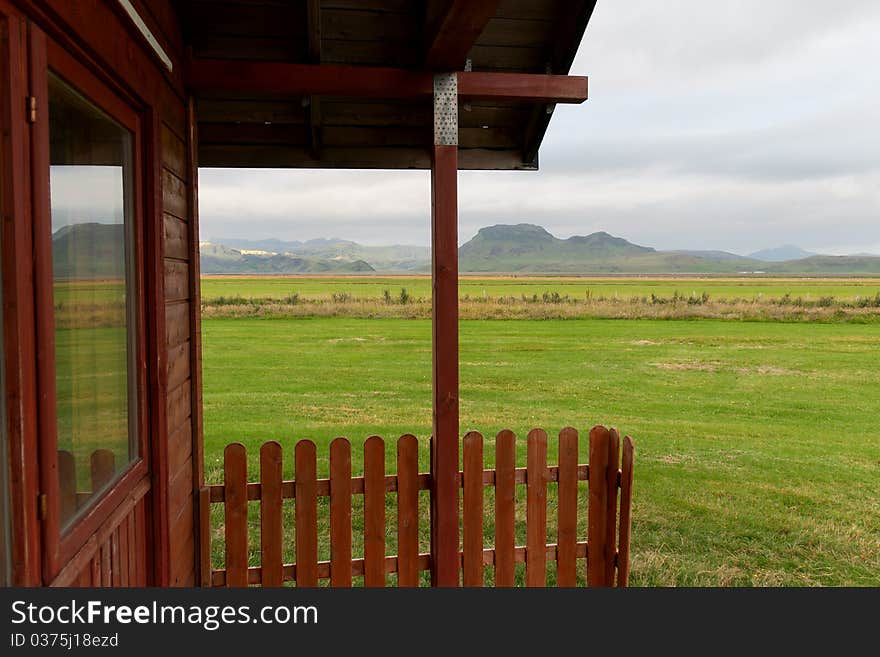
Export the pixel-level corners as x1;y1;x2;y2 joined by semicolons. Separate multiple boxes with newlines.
198;1;880;254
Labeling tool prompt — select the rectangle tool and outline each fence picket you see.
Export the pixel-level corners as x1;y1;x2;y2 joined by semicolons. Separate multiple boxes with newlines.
295;440;318;586
463;431;484;586
526;429;548;587
330;438;353;587
605;429;621;585
397;435;419;587
556;427;579;586
260;441;283;586
363;436;386;587
617;435;635;587
58;450;76;521
223;443;248;587
587;426;611;587
90;449;115;492
494;429;516;587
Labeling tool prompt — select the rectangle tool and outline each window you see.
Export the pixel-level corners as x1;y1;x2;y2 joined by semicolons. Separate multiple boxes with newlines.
49;73;139;528
26;29;149;581
47;73;140;529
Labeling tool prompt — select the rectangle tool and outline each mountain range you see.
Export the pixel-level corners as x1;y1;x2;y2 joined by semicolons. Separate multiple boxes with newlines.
52;222;880;276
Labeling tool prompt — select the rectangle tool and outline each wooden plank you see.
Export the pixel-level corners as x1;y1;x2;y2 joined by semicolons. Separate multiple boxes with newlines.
605;428;621;586
459;72;587;104
199;487;212;587
260;441;284;586
224;443;248;587
164;213;189;261
166;342;191;393
462;431;485;586
430;142;460;586
424;1;504;70
556;427;578;586
329;438;353;587
111;527;121;586
90;449;116;493
165;298;191;347
186;97;206;564
164;259;190;302
161;123;187;180
307;0;322;61
363;436;386;587
118;514;130;586
162;168;187;220
89;554;100;587
196;98;306;125
198;143;534;170
100;542;111;586
617;435;635;587
323;7;414;43
187;58;587;104
294;440;318;586
396;434;420;587
494;429;516;587
526;428;548;586
187;58;432;99
587;426;611;587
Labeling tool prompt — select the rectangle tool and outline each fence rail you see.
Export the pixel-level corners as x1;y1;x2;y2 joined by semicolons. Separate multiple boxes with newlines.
201;425;634;587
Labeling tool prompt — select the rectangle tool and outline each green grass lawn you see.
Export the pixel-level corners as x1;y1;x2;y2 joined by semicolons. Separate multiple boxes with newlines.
201;275;880;303
202;315;880;586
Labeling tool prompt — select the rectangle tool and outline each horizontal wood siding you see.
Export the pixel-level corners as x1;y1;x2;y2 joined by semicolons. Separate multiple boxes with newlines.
50;480;150;586
162;122;197;585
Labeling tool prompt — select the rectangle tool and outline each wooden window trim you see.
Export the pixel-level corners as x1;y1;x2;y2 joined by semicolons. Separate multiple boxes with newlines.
31;28;151;581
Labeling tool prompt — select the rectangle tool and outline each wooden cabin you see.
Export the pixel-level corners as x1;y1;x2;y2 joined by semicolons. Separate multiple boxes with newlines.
1;1;634;588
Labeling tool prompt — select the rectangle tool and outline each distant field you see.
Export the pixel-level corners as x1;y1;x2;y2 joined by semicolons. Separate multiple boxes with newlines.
201;275;880;303
202;316;880;586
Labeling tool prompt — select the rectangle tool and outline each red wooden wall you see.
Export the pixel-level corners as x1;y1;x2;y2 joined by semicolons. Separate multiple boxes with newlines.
2;0;203;587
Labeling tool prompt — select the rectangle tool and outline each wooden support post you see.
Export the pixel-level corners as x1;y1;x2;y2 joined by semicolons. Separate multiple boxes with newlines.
430;72;460;586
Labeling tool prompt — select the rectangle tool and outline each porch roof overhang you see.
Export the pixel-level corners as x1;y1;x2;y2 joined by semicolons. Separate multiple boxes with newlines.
176;0;597;170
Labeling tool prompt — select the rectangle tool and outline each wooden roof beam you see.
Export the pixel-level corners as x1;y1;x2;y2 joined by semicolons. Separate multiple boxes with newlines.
305;0;322;159
186;59;587;105
424;0;504;71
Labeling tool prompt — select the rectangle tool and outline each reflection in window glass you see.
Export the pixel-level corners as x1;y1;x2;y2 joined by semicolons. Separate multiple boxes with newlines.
49;73;138;530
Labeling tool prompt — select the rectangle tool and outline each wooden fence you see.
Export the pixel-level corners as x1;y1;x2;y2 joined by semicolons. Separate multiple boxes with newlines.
201;425;634;587
58;448;118;520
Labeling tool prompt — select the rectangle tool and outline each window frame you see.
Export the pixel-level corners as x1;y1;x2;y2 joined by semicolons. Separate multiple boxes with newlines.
33;33;150;580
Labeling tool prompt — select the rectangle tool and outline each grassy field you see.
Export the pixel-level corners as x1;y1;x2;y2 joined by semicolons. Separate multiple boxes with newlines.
201;275;880;303
202;314;880;586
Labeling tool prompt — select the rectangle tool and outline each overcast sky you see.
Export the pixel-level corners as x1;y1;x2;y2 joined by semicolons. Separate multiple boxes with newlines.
199;0;880;255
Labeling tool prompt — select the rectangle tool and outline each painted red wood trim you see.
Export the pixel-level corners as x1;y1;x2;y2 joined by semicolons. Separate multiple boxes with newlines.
185;58;587;105
0;2;41;585
429;143;460;586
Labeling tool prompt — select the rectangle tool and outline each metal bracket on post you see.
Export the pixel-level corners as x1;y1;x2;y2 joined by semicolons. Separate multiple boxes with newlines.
433;73;458;146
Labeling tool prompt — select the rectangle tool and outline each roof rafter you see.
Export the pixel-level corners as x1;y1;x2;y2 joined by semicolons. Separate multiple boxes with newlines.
305;0;323;159
424;0;504;71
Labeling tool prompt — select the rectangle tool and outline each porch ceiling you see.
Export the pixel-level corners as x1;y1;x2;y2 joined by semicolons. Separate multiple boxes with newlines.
175;0;597;170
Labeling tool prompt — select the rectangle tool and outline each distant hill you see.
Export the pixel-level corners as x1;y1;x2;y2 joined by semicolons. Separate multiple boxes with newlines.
214;237;429;272
766;255;880;274
749;245;818;262
202;225;880;275
200;242;374;274
458;224;768;273
53;222;125;278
